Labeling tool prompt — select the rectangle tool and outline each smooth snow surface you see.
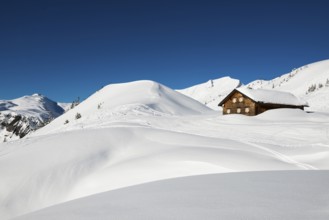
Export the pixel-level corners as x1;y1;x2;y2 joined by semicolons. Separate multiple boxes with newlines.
236;87;308;106
16;171;329;220
1;80;329;219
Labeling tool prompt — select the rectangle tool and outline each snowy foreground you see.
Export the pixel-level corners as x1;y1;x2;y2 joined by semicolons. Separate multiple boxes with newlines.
15;171;329;220
1;81;329;219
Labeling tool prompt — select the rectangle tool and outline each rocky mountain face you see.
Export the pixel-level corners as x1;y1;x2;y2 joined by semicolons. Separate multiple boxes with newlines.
0;94;65;142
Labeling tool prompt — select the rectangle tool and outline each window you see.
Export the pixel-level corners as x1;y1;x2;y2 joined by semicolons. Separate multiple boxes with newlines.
237;108;241;113
226;109;231;114
239;97;244;102
232;98;237;103
245;107;250;113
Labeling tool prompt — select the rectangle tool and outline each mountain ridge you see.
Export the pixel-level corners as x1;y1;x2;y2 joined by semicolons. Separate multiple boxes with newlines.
178;59;329;112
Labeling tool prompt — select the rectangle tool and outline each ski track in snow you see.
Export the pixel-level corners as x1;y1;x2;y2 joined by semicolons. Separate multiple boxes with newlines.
245;141;317;170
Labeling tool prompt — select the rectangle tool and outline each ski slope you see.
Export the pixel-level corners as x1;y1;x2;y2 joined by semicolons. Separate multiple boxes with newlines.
1;80;329;219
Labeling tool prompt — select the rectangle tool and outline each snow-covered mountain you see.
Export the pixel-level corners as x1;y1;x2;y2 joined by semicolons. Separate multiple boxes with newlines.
1;79;329;219
178;59;329;112
177;76;241;110
0;94;65;142
247;59;329;112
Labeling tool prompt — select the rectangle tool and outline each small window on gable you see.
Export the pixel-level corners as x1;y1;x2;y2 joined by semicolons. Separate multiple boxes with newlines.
232;98;237;103
239;97;244;102
245;107;250;113
237;108;241;113
226;109;231;114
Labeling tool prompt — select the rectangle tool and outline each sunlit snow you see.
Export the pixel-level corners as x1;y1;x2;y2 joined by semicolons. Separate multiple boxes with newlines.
1;69;329;219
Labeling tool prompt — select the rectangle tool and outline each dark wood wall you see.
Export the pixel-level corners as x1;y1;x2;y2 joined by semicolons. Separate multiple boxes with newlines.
221;91;256;116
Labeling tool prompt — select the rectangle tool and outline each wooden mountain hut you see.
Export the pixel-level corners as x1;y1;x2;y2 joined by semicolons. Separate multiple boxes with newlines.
218;87;308;116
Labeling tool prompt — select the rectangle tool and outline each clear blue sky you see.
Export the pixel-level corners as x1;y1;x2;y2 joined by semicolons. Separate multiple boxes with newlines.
1;0;328;102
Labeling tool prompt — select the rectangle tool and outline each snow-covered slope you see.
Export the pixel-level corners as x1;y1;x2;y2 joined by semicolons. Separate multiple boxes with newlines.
247;59;329;112
1;80;329;219
177;77;241;110
17;171;329;220
2;110;329;219
0;94;65;142
35;80;213;135
57;102;71;112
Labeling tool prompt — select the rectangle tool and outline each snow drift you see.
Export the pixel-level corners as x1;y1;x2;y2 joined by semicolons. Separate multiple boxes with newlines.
16;171;329;220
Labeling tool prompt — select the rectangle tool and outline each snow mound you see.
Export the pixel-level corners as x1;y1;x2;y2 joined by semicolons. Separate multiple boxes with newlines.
16;171;329;220
36;80;213;135
177;76;241;110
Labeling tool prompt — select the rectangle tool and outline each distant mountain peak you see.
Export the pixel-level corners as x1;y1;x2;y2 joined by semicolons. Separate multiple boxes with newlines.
0;94;65;142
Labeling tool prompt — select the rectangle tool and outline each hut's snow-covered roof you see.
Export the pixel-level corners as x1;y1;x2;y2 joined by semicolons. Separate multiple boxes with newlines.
236;87;308;106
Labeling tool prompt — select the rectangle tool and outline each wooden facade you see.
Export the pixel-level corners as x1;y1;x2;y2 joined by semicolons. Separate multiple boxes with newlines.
218;89;305;116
